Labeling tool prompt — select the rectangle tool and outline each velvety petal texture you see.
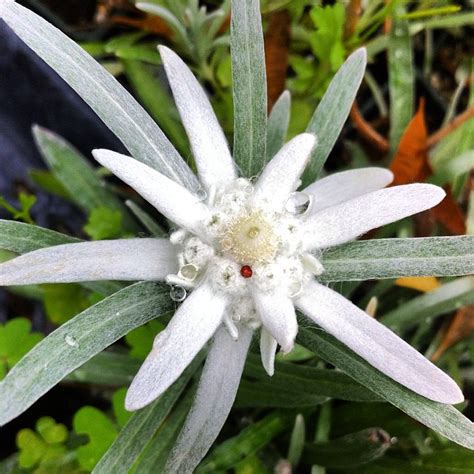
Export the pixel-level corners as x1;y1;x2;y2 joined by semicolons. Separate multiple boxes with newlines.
125;284;227;410
253;133;316;212
252;289;297;353
165;325;253;474
295;281;464;404
0;239;176;285
92;149;211;236
159;46;236;190
260;328;278;376
303;184;446;250
304;167;394;215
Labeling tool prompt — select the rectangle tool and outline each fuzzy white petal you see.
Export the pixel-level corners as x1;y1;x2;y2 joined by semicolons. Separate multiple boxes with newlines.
303;184;446;250
252;289;298;353
125;284;226;410
159;46;236;190
165;325;253;474
304;167;394;214
260;328;278;376
92;149;210;236
296;281;464;404
0;239;176;285
253;133;316;212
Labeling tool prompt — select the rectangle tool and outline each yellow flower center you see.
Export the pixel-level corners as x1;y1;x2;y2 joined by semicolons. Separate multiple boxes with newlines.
220;211;279;265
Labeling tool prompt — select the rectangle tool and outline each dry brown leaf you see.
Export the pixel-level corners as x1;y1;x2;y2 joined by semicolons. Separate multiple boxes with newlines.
389;99;466;235
264;9;291;111
432;306;474;361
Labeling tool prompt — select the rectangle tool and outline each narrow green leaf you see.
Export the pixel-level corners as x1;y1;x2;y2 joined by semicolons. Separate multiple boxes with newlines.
0;282;173;426
321;237;474;282
125;200;167;237
243;354;382;402
388;11;414;150
288;414;306;466
67;352;140;386
381;276;474;331
134;389;194;474
297;327;474;450
198;412;293;473
302;48;366;185
231;0;267;177
93;356;202;474
33;126;137;231
0;1;198;190
266;90;291;162
0;220;79;254
122;59;190;159
302;428;391;468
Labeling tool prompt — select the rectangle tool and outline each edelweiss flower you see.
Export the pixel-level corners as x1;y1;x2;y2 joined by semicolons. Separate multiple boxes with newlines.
0;44;463;470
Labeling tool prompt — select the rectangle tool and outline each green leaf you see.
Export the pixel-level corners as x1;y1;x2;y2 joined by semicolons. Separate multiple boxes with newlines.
33;126;137;231
231;0;267;177
74;406;118;471
0;1;198;190
242;353;381;403
67;351;140;386
0;282;174;426
198;412;293;473
83;207;124;240
122;59;190;160
297;327;474;450
44;284;90;325
388;9;414;150
287;414;305;466
134;389;194;474
93;356;202;473
125;200;166;237
303;48;366;185
302;428;391;468
125;319;165;360
266;91;291;162
0;193;36;224
29;170;70;200
17;416;68;469
320;236;474;282
0;318;43;377
0;219;79;254
112;388;134;428
381;276;474;331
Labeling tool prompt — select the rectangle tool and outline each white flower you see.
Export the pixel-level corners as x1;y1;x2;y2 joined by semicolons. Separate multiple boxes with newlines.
0;45;463;471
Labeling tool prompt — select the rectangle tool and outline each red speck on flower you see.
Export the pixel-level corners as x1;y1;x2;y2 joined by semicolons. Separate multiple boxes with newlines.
240;265;253;278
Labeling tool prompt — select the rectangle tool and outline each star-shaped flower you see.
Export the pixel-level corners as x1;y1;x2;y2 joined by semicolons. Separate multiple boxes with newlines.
0;22;464;472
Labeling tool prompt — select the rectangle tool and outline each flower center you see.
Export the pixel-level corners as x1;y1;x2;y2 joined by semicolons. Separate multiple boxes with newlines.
219;211;279;265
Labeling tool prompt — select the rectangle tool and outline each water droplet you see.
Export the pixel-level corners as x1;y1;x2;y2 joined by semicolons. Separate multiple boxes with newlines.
394;49;403;59
179;263;199;281
285;192;312;216
65;334;78;348
116;312;121;317
196;188;208;201
170;285;187;302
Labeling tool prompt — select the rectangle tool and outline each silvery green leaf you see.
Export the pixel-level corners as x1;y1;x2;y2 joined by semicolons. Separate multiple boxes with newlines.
321;236;474;282
67;352;140;386
266;90;291;162
0;1;199;190
231;0;267;177
0;220;79;254
0;282;173;426
302;48;367;185
297;327;474;450
33;126;137;231
93;356;203;474
134;390;195;474
381;276;474;332
388;10;414;150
